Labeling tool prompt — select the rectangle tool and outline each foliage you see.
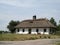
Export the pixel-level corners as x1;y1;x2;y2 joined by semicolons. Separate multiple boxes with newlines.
56;21;60;35
0;31;4;34
57;21;60;31
7;20;20;33
0;31;9;34
50;17;57;26
0;34;60;41
50;17;57;34
49;18;60;35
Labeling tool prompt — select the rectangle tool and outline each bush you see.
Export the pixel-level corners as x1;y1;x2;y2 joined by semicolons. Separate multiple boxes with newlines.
29;37;36;40
48;36;51;39
44;36;47;38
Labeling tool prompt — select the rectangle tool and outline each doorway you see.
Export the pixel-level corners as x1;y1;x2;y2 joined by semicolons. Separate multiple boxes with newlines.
28;28;31;34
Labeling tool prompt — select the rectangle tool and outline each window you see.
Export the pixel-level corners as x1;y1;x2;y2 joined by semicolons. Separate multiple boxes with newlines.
17;29;19;32
23;29;25;32
36;29;39;33
44;29;46;32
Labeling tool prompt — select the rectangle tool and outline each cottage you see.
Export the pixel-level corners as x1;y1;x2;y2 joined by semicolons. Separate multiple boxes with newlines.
15;16;56;34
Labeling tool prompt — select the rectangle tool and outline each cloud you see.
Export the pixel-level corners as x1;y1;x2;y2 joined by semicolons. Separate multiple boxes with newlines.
0;0;60;8
0;0;60;31
0;0;36;8
0;0;60;9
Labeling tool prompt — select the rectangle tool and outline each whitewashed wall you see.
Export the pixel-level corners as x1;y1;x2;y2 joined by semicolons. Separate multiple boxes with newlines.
16;28;50;34
16;28;28;34
31;28;37;34
44;28;49;34
38;28;49;34
38;28;44;34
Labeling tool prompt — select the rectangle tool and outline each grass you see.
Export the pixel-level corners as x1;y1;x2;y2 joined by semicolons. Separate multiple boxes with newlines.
53;39;60;45
55;41;60;45
56;43;60;45
0;34;60;41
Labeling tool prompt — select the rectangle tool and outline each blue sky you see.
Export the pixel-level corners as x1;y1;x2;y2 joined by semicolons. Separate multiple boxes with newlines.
0;0;60;31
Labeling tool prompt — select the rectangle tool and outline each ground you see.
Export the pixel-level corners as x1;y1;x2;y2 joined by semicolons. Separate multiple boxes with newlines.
0;39;60;45
1;34;60;41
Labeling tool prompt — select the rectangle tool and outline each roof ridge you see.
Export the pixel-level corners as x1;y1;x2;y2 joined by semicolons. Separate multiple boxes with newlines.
21;18;48;22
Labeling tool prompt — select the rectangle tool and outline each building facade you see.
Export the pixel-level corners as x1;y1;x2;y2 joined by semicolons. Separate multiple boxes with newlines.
15;16;55;34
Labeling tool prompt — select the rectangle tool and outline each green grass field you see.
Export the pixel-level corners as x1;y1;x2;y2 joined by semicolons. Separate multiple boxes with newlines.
0;34;60;41
55;41;60;45
56;43;60;45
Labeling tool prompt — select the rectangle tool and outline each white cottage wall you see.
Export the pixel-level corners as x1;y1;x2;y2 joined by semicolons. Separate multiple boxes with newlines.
31;28;37;34
44;28;49;34
16;28;50;34
23;28;28;34
39;28;44;34
16;28;28;34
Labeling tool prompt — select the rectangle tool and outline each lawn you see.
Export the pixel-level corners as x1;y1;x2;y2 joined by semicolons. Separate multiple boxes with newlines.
0;34;60;41
56;43;60;45
55;40;60;45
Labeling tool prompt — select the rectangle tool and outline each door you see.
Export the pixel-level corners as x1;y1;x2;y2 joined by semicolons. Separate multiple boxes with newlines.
28;28;31;34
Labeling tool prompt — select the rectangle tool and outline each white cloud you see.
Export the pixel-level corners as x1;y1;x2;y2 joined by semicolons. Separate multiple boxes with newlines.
0;0;60;31
0;0;36;8
0;0;60;8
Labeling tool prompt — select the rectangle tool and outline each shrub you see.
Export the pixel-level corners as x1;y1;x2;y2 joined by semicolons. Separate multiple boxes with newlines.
29;37;36;40
48;36;51;39
44;36;47;38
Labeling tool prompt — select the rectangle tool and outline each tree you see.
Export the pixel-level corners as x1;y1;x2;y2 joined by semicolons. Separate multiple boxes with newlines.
57;25;60;31
50;17;57;26
7;20;20;33
50;17;57;34
56;20;60;35
57;20;60;31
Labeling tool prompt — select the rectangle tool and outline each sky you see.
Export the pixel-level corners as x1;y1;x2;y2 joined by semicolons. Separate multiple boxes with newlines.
0;0;60;31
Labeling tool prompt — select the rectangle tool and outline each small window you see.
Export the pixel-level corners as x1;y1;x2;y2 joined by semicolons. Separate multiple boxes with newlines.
17;29;19;32
23;29;25;32
36;29;39;32
44;29;46;32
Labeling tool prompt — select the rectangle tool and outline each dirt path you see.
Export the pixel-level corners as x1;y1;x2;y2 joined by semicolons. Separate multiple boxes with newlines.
0;39;60;45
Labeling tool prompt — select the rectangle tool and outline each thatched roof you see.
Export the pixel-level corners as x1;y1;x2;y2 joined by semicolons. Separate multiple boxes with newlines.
15;18;56;28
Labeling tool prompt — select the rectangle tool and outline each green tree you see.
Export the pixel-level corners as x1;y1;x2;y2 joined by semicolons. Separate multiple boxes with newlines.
50;17;57;34
56;20;60;35
7;20;20;33
50;17;57;26
57;25;60;31
57;20;60;31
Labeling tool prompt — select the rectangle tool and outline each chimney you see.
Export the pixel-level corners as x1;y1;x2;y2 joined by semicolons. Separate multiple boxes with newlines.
33;15;36;20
